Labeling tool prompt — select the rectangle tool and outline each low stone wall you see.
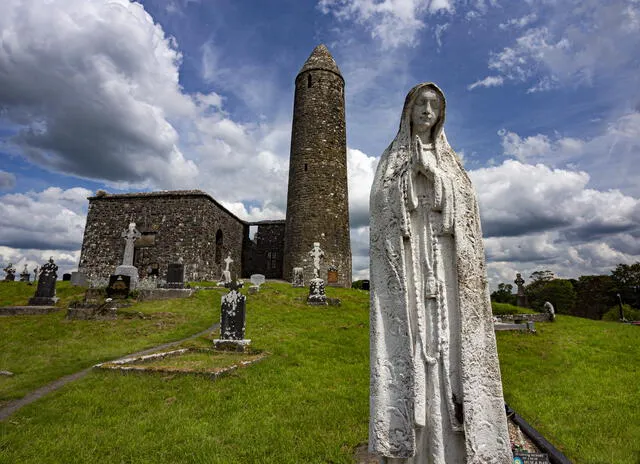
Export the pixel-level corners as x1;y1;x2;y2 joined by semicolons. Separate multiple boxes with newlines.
0;306;60;316
498;313;552;322
136;288;196;301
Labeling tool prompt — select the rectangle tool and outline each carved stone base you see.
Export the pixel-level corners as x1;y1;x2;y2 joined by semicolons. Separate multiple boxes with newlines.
307;278;327;305
114;265;139;289
213;339;251;352
28;296;59;306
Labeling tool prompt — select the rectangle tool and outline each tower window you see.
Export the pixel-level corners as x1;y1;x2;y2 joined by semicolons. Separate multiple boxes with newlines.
307;74;312;88
304;163;308;172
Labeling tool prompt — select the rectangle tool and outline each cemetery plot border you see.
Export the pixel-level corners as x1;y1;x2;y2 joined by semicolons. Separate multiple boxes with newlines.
95;348;268;379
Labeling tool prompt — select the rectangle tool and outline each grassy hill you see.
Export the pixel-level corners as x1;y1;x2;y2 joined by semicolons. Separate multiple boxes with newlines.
0;282;638;463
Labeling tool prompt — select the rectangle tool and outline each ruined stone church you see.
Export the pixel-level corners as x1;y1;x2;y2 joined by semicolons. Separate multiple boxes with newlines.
78;45;352;287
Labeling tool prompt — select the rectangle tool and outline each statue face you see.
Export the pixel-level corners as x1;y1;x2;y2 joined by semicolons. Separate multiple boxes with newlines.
411;88;441;132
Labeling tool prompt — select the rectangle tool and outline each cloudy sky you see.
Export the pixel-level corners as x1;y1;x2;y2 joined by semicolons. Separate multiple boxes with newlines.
1;0;639;288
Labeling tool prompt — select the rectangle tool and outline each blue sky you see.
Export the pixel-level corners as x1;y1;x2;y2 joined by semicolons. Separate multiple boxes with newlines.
1;0;639;287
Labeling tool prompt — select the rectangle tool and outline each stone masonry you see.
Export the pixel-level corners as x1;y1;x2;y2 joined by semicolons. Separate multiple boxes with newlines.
78;190;246;282
282;45;352;287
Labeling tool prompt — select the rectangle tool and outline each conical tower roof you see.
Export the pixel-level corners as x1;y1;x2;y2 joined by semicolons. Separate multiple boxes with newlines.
298;44;342;78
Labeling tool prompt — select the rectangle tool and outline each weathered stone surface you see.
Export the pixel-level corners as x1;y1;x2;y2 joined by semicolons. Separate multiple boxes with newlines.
244;220;285;279
248;285;259;295
137;288;194;301
292;267;304;287
29;257;58;306
77;190;245;283
70;271;88;286
369;83;511;462
107;275;131;299
166;263;185;288
0;306;60;316
219;282;246;340
113;265;139;289
66;302;117;320
307;277;327;305
250;274;265;288
283;45;352;288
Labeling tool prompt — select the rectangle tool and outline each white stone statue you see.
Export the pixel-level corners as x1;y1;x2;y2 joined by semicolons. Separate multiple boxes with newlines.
121;222;141;266
543;301;555;321
308;242;324;278
369;83;511;463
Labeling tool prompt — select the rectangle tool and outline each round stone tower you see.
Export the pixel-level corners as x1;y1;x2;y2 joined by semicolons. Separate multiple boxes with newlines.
283;44;352;287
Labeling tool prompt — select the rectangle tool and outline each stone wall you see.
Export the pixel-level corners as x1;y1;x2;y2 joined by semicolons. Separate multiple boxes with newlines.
244;221;286;279
283;47;352;287
78;191;246;282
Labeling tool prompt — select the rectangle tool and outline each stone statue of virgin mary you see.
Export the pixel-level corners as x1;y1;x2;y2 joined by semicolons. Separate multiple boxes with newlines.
369;83;511;463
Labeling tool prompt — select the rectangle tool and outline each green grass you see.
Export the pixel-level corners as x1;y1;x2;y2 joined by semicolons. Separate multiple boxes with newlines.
496;316;640;464
103;349;264;372
0;283;370;463
492;301;536;315
1;283;638;463
0;285;226;403
0;281;87;308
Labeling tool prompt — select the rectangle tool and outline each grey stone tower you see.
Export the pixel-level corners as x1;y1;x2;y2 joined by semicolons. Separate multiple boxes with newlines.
283;45;352;287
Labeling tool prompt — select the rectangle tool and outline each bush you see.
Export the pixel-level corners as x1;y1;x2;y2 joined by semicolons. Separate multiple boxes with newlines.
602;304;640;321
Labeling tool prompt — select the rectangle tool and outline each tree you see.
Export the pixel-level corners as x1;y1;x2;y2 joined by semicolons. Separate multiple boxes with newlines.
611;262;640;309
573;275;616;320
490;283;516;304
525;273;576;314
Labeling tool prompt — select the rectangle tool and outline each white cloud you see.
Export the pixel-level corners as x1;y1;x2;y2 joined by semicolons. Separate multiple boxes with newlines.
498;112;640;196
347;148;378;228
480;0;640;91
498;13;537;30
467;75;504;91
0;0;198;187
0;187;91;251
318;0;453;48
470;160;640;288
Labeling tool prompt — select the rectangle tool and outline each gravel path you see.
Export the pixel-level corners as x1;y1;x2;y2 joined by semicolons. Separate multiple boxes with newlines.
0;322;219;421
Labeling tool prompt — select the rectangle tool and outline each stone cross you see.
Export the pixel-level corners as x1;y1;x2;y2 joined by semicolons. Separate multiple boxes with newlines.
3;262;16;281
514;273;525;296
121;222;141;266
308;242;324;278
224;253;233;272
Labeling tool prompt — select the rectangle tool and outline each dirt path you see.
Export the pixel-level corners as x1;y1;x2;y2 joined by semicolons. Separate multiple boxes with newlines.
0;322;219;422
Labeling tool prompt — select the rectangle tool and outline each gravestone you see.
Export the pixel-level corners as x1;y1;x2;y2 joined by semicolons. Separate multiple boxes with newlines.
250;274;265;288
166;263;185;289
114;222;141;289
62;273;71;281
106;275;131;299
213;280;250;351
292;267;304;287
219;253;233;285
361;279;370;291
307;278;328;305
19;264;30;282
515;273;528;308
32;267;38;282
369;83;511;462
3;262;16;281
307;242;327;306
28;257;59;305
70;271;88;286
